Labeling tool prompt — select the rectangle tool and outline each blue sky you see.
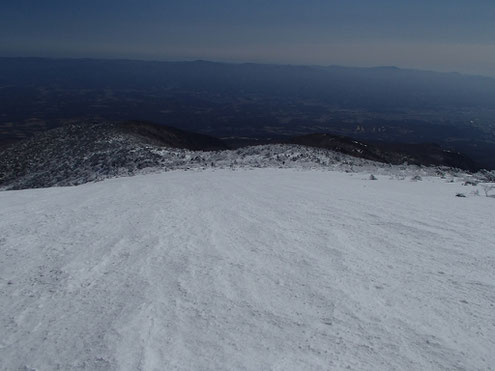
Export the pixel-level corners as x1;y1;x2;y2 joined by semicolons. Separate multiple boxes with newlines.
1;0;494;75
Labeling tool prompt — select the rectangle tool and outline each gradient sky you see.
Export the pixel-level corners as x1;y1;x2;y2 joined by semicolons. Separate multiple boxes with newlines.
1;0;495;76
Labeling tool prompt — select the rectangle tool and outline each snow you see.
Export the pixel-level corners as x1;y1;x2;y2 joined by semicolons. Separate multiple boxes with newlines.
6;129;492;191
0;168;494;370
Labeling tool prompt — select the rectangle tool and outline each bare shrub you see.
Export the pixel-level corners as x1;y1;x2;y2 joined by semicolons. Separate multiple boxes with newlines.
481;184;495;198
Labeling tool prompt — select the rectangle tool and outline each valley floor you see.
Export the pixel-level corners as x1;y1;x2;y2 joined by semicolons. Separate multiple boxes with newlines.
0;169;494;370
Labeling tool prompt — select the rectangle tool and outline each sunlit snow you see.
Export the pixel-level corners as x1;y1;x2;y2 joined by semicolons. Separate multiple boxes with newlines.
1;168;494;370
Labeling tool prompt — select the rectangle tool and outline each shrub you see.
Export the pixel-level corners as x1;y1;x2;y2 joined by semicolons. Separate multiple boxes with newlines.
481;184;495;198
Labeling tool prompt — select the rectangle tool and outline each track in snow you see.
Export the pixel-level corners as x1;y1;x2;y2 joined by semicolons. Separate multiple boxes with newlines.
0;169;494;370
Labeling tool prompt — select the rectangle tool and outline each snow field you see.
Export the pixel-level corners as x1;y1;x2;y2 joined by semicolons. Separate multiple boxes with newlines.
0;168;494;370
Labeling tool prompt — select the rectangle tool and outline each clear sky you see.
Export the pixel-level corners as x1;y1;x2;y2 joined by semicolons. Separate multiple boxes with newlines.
1;0;495;76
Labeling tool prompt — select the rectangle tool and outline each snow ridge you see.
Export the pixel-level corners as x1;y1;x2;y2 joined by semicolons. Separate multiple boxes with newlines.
1;122;494;190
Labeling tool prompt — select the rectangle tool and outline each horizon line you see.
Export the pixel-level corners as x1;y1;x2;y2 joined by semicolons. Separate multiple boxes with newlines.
1;54;494;80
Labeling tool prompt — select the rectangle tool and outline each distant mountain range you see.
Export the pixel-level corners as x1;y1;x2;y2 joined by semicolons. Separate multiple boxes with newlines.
1;57;494;169
2;58;495;110
4;57;495;103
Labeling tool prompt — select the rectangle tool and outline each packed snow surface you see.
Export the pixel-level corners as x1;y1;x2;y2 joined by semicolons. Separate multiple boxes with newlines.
0;169;494;370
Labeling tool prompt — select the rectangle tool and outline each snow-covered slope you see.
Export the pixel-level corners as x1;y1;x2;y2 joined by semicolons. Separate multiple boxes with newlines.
1;169;494;370
0;121;227;190
2;121;494;191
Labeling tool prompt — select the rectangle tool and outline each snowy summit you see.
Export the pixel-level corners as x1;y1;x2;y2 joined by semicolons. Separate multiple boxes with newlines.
1;166;494;370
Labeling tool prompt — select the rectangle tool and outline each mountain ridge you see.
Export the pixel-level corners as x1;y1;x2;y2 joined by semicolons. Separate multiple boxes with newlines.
2;56;495;170
1;121;490;190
